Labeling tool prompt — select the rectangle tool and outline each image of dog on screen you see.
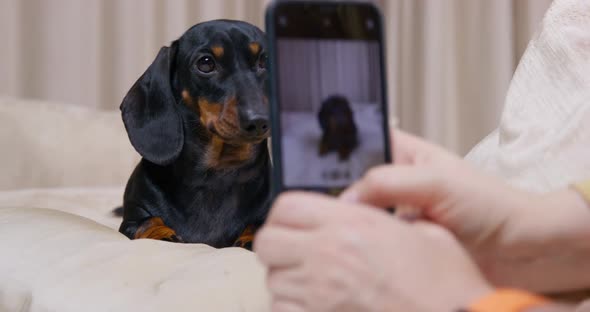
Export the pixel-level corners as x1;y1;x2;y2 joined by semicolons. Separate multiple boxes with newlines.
278;39;386;188
318;95;359;161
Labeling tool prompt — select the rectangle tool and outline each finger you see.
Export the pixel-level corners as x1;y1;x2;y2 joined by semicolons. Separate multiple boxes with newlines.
340;181;419;220
391;129;453;165
267;192;364;229
341;165;444;210
411;221;470;256
412;220;455;241
266;267;308;302
340;181;361;202
391;129;424;165
254;226;308;268
271;300;306;312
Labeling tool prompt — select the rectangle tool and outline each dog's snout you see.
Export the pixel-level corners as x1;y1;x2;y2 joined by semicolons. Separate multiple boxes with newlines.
243;115;269;136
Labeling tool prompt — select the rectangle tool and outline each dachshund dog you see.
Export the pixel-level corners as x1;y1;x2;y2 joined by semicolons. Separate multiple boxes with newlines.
318;95;359;161
117;20;271;249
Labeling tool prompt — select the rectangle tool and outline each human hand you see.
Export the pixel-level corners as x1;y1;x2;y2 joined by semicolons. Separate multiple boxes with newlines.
341;130;590;292
254;192;492;312
341;129;524;253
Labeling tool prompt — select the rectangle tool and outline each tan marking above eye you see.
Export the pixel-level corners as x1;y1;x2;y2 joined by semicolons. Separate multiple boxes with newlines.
211;45;224;59
248;42;260;56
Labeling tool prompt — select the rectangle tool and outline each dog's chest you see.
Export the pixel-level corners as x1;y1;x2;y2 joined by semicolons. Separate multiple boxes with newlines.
204;137;254;170
176;182;258;245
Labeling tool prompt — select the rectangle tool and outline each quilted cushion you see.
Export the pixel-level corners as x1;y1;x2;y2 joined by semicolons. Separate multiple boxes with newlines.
0;187;124;229
0;207;270;312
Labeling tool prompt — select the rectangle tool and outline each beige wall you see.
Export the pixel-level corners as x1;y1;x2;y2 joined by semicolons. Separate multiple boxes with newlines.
0;0;552;154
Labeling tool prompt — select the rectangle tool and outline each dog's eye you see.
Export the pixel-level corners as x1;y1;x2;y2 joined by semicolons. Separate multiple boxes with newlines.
196;56;216;74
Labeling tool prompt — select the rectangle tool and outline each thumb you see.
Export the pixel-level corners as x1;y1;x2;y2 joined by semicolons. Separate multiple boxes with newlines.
340;165;446;213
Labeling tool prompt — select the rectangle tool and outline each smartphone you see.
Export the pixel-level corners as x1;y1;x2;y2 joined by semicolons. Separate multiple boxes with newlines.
266;1;391;198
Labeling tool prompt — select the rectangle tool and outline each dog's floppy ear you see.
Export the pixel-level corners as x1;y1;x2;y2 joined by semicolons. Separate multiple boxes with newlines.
120;42;183;165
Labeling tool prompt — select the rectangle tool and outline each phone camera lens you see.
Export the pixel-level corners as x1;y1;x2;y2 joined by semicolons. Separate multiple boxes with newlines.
366;19;375;30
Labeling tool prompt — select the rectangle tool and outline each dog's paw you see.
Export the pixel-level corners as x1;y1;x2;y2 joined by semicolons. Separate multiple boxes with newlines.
234;239;253;250
161;234;184;243
233;226;255;250
134;217;183;243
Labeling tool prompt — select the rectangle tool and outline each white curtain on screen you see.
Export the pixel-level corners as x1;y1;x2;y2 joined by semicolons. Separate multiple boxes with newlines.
277;40;380;113
0;0;552;154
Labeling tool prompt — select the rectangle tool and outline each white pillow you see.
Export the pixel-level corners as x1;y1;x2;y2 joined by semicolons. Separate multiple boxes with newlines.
0;97;139;190
0;207;270;312
466;0;590;192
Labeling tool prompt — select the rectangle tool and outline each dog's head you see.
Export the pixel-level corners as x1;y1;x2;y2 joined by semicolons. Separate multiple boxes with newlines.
319;95;355;133
121;20;269;166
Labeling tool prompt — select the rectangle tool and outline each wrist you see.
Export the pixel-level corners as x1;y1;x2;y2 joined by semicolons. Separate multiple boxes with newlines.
479;188;590;292
492;187;590;255
452;281;495;312
528;188;590;250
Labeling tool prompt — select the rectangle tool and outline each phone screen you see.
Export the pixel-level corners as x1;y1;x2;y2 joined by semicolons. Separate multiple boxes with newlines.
267;2;391;195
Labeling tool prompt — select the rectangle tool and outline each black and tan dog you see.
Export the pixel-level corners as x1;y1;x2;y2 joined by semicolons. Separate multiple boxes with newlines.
318;95;359;161
116;20;271;249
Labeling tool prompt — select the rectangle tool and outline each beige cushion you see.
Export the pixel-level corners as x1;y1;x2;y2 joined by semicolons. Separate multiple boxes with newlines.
0;207;270;312
466;0;590;192
0;97;140;190
0;187;124;229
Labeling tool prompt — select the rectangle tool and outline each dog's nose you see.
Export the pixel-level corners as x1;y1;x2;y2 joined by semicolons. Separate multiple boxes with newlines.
243;115;269;136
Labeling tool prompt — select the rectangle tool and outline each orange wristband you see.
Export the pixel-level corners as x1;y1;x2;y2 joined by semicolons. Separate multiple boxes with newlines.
466;289;549;312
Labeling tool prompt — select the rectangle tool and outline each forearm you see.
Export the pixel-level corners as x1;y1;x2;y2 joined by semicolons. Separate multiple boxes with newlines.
528;303;575;312
478;188;590;293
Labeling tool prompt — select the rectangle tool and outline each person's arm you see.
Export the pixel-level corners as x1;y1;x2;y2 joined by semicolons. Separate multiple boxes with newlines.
342;130;590;293
482;185;590;293
530;306;575;312
253;188;579;312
